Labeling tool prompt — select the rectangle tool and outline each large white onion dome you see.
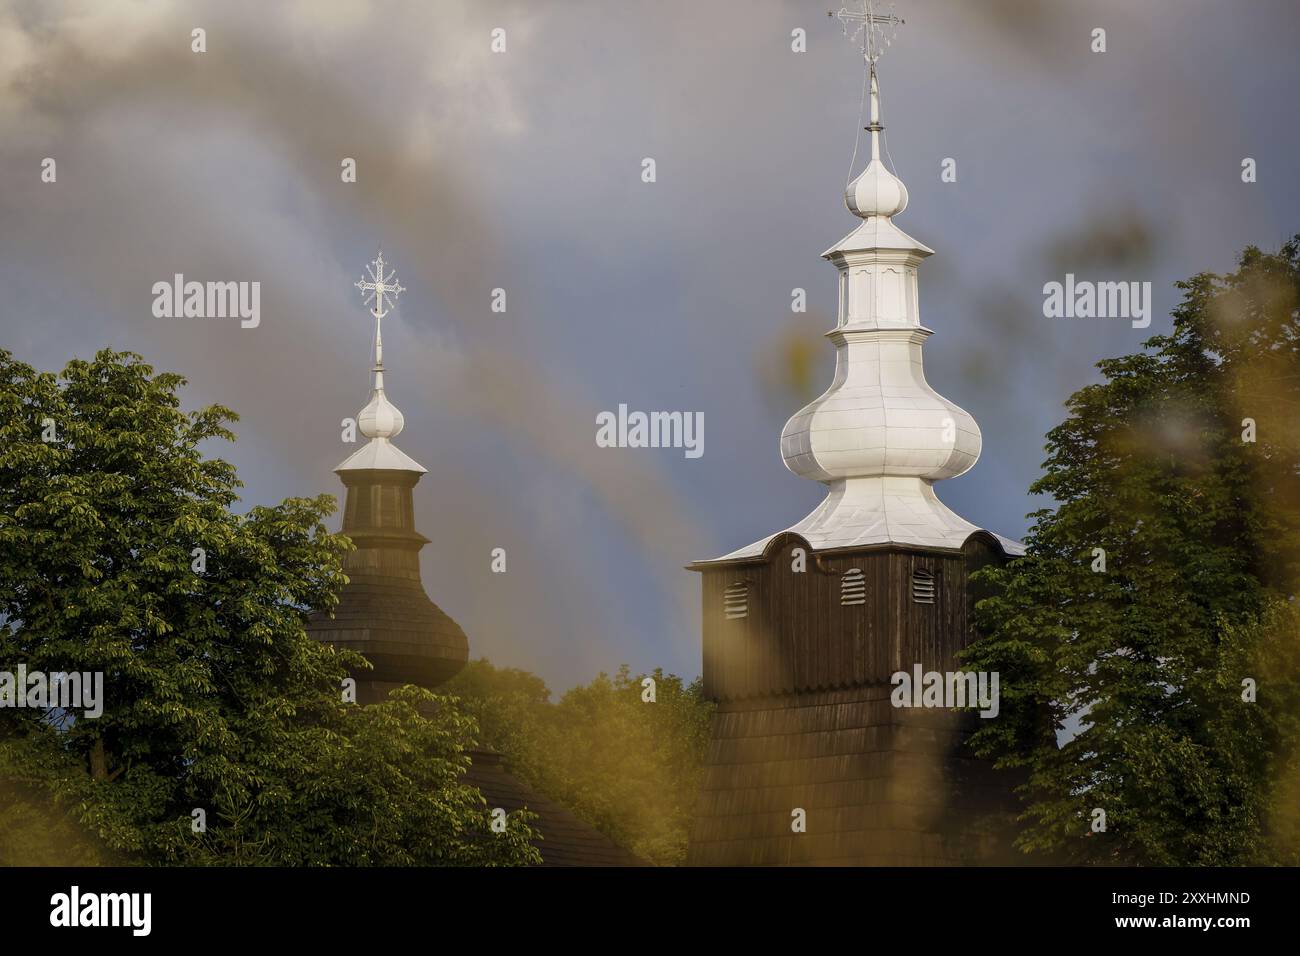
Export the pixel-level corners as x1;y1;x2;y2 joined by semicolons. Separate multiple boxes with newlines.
780;328;981;483
701;63;1021;561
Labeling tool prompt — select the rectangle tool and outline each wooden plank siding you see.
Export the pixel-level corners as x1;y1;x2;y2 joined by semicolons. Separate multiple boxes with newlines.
688;532;1017;865
701;535;1003;702
686;685;1020;866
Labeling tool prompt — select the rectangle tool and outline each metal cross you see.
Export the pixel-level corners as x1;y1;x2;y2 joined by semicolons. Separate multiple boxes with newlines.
829;0;904;66
355;250;405;320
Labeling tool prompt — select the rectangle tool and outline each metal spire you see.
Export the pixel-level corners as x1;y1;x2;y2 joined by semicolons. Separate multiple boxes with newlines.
829;0;904;68
336;250;422;472
355;250;405;390
830;1;906;191
355;249;405;320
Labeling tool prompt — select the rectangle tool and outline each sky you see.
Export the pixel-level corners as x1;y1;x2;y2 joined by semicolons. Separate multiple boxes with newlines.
1;0;1297;693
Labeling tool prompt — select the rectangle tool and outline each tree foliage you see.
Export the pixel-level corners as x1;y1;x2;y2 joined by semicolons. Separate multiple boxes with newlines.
963;239;1300;864
0;349;538;865
447;659;714;865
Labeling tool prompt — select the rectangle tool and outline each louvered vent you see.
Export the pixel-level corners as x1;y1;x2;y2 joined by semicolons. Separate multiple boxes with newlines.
911;568;935;605
840;568;866;606
723;582;749;620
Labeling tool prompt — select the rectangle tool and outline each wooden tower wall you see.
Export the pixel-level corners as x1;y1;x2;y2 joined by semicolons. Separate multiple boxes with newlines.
688;532;1017;866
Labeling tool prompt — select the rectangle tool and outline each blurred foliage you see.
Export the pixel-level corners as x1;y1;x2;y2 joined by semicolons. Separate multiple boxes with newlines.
963;237;1300;865
755;311;832;420
1045;207;1156;273
0;349;539;866
447;659;715;865
0;770;108;866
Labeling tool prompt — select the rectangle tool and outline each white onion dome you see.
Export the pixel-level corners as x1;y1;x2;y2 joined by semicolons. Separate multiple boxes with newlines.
845;157;909;219
358;385;405;439
780;64;980;487
695;58;1025;564
780;347;982;482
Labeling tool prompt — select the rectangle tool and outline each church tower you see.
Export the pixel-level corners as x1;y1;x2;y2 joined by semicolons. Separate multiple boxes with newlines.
305;254;641;865
686;8;1022;865
307;253;468;704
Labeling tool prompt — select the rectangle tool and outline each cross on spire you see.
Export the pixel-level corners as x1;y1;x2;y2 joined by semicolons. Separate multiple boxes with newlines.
354;250;404;387
829;1;904;67
355;250;405;320
337;249;422;472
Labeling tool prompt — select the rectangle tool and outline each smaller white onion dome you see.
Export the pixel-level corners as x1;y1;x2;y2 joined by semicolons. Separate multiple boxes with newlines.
358;388;405;440
845;158;908;219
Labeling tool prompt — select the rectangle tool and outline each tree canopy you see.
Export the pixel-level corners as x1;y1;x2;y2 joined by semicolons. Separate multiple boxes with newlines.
0;349;539;865
448;660;713;865
963;238;1300;865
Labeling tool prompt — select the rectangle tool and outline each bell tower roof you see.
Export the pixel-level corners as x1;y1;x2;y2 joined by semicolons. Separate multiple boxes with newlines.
698;5;1022;563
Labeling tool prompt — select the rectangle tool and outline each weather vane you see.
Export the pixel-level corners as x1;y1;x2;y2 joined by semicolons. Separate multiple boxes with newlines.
829;0;904;67
355;250;405;320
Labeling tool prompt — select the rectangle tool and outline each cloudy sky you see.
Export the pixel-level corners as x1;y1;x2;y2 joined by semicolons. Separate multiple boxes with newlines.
2;0;1297;691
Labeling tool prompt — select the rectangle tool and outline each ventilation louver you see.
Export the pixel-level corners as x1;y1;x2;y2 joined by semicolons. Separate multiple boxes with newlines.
911;568;935;605
841;568;866;606
723;582;749;620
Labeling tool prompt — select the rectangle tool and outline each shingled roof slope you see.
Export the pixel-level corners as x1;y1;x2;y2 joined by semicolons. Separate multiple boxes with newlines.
463;749;644;867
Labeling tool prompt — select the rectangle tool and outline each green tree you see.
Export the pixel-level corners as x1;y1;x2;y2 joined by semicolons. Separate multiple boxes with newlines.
963;239;1300;865
449;660;714;865
0;349;538;866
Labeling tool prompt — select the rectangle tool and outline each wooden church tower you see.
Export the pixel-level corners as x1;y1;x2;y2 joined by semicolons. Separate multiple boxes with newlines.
306;253;468;703
305;254;640;865
687;13;1022;866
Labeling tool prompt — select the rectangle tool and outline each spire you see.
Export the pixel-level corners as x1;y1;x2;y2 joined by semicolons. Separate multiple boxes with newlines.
826;3;927;257
844;66;909;220
782;13;978;491
702;6;1022;560
337;251;425;473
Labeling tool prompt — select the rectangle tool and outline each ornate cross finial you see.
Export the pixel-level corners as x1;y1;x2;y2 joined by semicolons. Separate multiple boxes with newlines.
355;250;405;320
829;0;904;67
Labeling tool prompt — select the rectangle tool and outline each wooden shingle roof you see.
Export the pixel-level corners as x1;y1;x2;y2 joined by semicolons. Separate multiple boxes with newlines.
463;750;644;867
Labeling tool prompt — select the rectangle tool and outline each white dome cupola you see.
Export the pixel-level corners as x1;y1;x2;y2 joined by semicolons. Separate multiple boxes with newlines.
336;251;426;474
845;156;908;220
778;65;980;490
779;325;982;484
843;71;909;220
358;382;405;440
702;47;1020;560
